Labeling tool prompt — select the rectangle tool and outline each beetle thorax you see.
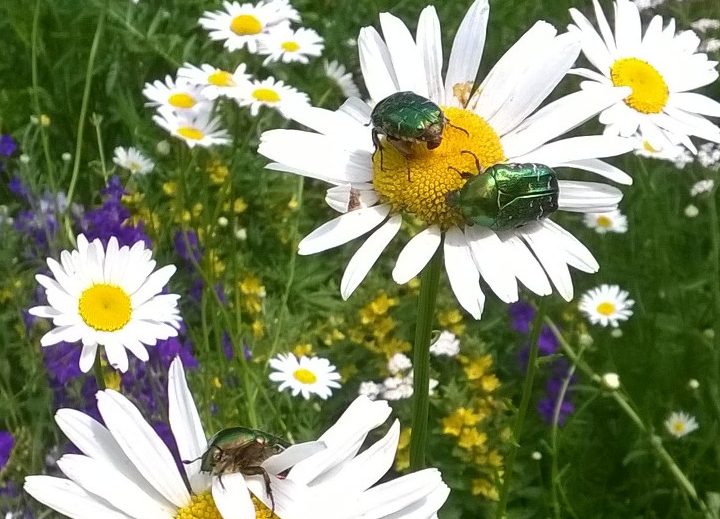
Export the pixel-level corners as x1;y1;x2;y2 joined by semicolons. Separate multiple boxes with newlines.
372;106;505;229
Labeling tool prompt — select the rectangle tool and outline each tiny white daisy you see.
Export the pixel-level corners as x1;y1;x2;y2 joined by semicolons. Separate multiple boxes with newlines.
260;26;324;65
633;136;695;168
142;75;209;113
28;235;181;373
429;330;461;357
578;284;635;328
324;60;361;99
691;19;720;33
25;358;323;518
664;411;699;438
153;107;231;148
198;1;294;53
237;77;310;117
269;353;341;399
569;0;720;152
177;63;251;100
685;203;700;217
583;209;628;233
387;352;412;375
690;179;715;196
112;146;154;175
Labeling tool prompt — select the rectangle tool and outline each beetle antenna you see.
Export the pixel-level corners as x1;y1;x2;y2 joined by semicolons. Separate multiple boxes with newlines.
447;166;473;180
447;120;469;137
460;150;482;174
182;455;203;465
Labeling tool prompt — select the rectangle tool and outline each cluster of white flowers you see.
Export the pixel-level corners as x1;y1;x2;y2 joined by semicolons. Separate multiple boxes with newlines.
146;0;323;148
429;330;461;357
632;0;664;11
697;142;720;170
357;353;439;401
691;19;720;33
634;138;694;169
690;179;715;196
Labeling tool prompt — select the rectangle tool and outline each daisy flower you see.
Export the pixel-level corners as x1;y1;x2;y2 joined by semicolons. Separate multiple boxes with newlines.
664;411;699;438
269;353;341;399
568;0;720;152
112;146;154;175
259;0;635;319
690;179;715;196
177;63;251;100
237;77;310;117
583;209;628;233
199;1;295;53
259;26;324;65
633;135;694;167
28;235;181;373
142;75;209;113
324;60;361;99
698;142;720;169
25;358;323;518
578;284;634;328
153;107;231;148
262;395;451;518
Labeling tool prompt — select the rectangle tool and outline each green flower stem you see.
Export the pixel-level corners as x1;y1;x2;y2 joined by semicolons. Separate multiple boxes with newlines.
707;187;720;423
92;354;106;392
409;247;443;471
544;318;715;518
64;0;108;241
496;299;546;519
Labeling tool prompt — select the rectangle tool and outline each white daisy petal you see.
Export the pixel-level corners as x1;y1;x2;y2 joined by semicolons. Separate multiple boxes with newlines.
519;223;574;301
515;135;634;165
392;225;442;284
497;234;552;297
341;215;402;299
444;0;489;105
555;158;633;185
465;226;519;303
542;219;599;273
443;226;484;319
557;180;623;213
24;476;133;519
359;26;400;102
212;473;255;519
298;204;391;255
416;6;445;104
379;13;428;96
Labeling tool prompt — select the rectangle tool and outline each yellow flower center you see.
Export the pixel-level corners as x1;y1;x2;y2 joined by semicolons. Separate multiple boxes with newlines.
178;127;205;141
596;215;613;228
230;14;263;35
672;422;686;434
372;106;505;228
293;368;318;384
176;492;276;519
596;301;616;316
281;41;300;52
642;140;660;153
253;88;281;102
168;93;197;109
78;284;132;332
610;57;669;114
208;70;235;87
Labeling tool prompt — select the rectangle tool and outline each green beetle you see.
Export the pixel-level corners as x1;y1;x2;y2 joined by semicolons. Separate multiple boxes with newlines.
370;91;466;175
447;163;559;231
193;427;289;512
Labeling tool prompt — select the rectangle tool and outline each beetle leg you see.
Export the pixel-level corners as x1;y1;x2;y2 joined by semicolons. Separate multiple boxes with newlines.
243;466;275;514
460;150;483;174
447;120;469;137
371;129;386;171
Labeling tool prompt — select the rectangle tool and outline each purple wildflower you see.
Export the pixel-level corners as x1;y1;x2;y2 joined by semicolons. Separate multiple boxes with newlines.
0;135;17;157
0;430;14;470
174;229;202;264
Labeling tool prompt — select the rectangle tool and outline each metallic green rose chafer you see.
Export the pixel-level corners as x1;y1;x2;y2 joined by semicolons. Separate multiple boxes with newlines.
197;427;288;511
447;163;559;231
371;91;464;174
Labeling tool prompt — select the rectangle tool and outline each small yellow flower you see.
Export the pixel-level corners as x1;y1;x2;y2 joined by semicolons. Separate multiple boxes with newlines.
163;181;178;196
239;276;266;297
471;478;499;501
288;196;299;210
212;376;222;389
233;197;248;213
293;343;313;357
458;428;487;450
251;319;264;337
442;408;481;436
480;374;501;393
463;355;493;381
206;160;230;184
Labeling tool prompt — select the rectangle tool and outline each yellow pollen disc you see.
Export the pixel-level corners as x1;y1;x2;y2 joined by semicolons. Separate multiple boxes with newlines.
208;70;235;87
672;422;686;433
78;284;132;332
293;368;318;384
596;215;613;228
129;161;141;173
596;302;616;316
610;57;669;114
178;127;205;141
281;41;300;52
230;14;263;35
253;88;281;102
168;93;197;109
372;106;505;228
175;492;223;519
